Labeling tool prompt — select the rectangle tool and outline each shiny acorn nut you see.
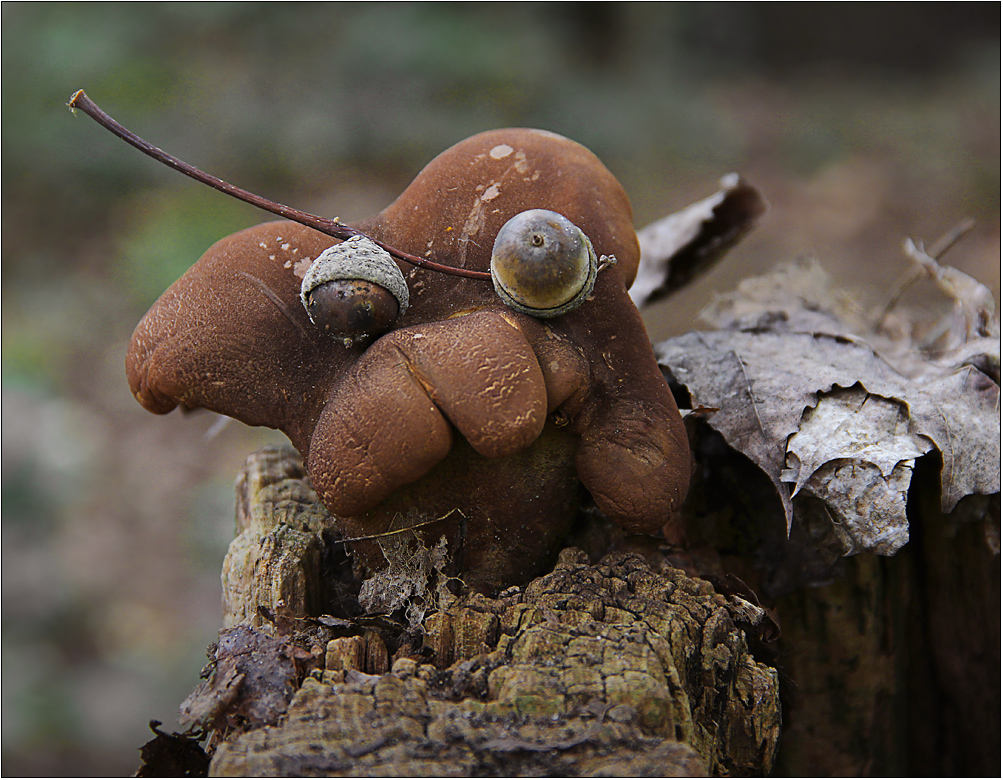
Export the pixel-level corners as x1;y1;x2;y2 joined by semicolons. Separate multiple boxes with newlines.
490;209;598;318
300;236;409;345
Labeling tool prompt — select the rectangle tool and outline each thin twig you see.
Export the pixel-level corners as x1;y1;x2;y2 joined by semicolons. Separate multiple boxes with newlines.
927;218;976;261
332;509;466;545
875;218;977;330
67;89;491;281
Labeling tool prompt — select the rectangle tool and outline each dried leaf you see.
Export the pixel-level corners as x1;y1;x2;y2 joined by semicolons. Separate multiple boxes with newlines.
657;259;1000;556
787;386;932;496
783;387;931;555
699;258;865;337
802;459;914;556
631;174;767;307
135;721;209;778
900;236;998;345
358;520;453;629
179;626;298;731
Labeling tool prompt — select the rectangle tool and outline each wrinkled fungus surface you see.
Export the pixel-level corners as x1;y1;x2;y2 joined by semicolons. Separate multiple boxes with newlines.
127;129;690;591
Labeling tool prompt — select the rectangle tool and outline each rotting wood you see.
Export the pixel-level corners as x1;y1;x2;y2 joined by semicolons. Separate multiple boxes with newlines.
176;445;781;777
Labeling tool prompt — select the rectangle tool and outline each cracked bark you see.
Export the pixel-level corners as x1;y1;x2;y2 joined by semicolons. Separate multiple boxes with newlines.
164;417;998;777
670;418;1000;777
177;446;781;777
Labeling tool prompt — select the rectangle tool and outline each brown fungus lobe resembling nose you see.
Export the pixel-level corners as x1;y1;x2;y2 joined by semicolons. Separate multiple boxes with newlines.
125;127;690;592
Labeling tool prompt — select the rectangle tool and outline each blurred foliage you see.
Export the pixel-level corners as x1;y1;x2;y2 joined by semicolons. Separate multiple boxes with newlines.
6;4;998;271
116;188;257;306
2;2;999;776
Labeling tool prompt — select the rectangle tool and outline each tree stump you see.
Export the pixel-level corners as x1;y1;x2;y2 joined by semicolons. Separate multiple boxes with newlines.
170;445;781;777
651;257;1000;776
771;462;1000;776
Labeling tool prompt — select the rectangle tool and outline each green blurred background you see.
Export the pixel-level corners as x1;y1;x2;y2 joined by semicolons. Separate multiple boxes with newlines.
2;3;998;775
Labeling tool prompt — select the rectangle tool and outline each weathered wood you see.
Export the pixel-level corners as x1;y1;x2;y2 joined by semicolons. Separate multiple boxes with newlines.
185;445;782;776
772;460;1000;776
170;406;999;777
669;419;1000;777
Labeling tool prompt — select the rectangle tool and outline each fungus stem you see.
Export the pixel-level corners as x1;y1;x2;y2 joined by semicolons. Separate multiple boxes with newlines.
67;90;491;280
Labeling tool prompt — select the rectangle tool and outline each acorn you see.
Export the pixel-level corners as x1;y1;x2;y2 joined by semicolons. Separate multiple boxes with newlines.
490;209;600;318
300;236;409;346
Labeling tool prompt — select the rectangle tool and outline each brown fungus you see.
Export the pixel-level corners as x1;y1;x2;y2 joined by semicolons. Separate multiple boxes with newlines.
104;111;689;592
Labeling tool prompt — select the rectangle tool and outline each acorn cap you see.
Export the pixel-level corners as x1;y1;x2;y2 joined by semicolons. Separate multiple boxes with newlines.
300;236;409;320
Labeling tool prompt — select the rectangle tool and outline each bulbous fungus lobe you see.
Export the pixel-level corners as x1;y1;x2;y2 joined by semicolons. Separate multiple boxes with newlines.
126;128;690;592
